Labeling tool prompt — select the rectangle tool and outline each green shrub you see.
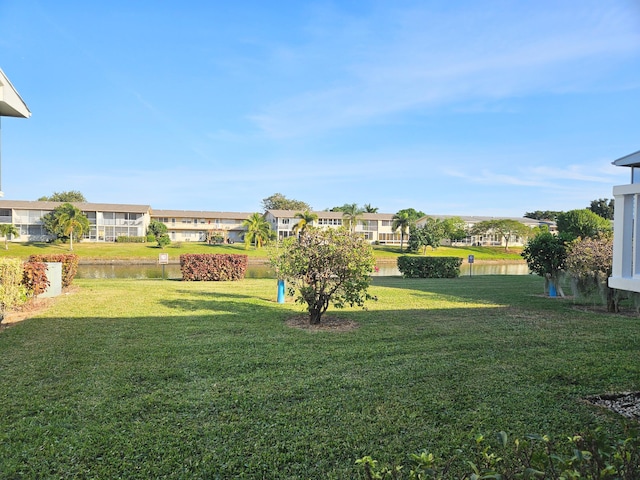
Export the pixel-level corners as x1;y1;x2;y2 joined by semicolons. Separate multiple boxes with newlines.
0;258;27;313
22;261;50;296
28;254;79;288
358;427;640;479
116;236;147;243
180;254;248;281
397;256;462;278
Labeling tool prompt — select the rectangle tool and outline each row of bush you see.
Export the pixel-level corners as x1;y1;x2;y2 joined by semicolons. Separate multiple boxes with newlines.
116;236;147;243
0;254;79;316
180;254;248;281
397;256;463;278
358;427;639;479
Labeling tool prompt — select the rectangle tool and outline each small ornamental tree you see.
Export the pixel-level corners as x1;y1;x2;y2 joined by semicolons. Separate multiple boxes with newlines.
521;232;567;297
148;220;170;248
565;235;619;312
270;227;376;325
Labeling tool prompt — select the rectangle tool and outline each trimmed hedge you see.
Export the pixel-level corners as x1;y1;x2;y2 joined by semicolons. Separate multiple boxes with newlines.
0;258;27;312
22;262;50;296
28;254;79;288
116;236;147;243
180;254;248;281
397;256;462;278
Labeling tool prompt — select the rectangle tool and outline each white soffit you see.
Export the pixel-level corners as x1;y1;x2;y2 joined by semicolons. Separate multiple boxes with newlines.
0;69;31;118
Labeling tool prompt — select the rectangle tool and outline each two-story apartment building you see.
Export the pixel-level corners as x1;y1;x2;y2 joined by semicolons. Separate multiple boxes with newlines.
264;210;403;244
0;200;151;242
416;215;555;247
150;210;253;243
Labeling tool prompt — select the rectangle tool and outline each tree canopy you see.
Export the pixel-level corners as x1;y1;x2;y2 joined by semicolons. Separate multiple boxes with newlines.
524;210;562;221
588;198;614;220
46;203;90;250
270;228;376;325
521;232;567;297
395;208;426;222
340;203;364;233
471;219;531;251
148;220;170;248
261;193;311;212
292;210;318;235
38;191;87;203
556;209;612;240
242;213;273;248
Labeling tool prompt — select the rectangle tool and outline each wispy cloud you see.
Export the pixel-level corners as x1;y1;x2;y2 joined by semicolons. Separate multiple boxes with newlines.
249;2;640;138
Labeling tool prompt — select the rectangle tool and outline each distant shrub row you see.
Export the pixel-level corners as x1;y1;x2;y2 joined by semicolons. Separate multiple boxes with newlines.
397;256;462;278
116;236;147;243
180;254;248;281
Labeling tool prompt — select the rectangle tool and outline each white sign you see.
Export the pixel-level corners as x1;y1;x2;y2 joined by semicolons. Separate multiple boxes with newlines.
158;253;169;264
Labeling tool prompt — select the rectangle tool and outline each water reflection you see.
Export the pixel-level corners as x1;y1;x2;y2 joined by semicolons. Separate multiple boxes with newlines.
76;262;529;279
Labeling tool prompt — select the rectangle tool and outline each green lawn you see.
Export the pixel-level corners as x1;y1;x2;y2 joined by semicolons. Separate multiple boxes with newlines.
0;241;523;263
1;276;637;478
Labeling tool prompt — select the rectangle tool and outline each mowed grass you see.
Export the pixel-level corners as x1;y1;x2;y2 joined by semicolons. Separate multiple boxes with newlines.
0;276;637;478
0;241;523;263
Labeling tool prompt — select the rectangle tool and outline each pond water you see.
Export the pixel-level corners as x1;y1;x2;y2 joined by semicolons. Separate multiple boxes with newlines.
75;262;529;280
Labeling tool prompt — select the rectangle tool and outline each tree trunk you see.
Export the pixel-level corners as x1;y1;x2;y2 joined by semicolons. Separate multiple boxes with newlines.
606;287;619;313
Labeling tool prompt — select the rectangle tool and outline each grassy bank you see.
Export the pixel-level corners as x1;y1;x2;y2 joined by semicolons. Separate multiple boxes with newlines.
0;241;523;263
0;276;637;478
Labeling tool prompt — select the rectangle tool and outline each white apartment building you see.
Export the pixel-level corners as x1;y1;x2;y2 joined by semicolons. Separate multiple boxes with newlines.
151;210;253;243
0;200;151;242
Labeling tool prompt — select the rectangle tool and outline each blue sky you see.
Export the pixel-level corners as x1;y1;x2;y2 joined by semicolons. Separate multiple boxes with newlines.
0;0;639;216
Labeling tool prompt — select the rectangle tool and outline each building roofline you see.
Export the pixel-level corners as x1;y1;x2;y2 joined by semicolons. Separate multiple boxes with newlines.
0;69;31;118
612;150;640;168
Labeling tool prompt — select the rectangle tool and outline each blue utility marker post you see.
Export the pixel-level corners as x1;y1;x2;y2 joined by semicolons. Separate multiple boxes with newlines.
277;279;285;303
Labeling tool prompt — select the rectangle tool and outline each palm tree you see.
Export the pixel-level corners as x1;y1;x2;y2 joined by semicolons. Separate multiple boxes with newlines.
363;203;379;213
0;224;19;250
242;213;272;249
341;203;363;233
55;204;89;251
392;211;412;252
292;210;318;235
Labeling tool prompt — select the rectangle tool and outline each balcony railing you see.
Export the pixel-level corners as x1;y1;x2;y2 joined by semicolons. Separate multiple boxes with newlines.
609;183;640;292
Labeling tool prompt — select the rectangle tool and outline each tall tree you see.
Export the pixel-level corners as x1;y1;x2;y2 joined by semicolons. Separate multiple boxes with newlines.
556;209;612;240
261;193;311;212
242;213;273;249
292;210;318;235
392;211;413;252
54;203;90;251
524;210;562;221
38;191;87;202
270;228;376;325
0;224;19;250
395;208;426;223
588;198;614;220
471;219;531;251
363;204;379;213
341;203;364;233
